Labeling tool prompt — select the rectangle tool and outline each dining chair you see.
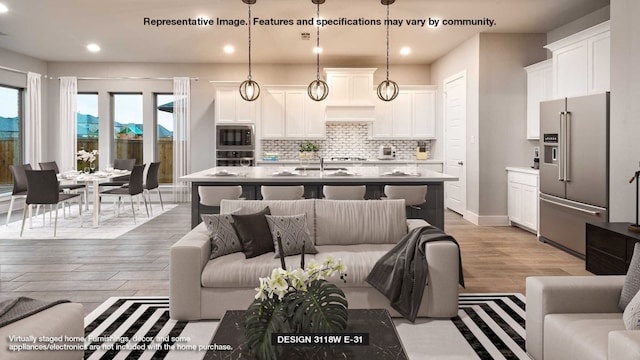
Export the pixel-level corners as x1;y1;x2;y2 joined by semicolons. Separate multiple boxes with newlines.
6;164;31;226
260;185;305;200
39;161;88;211
20;170;83;237
99;158;136;188
198;186;243;207
123;162;163;216
98;164;148;224
383;185;428;219
323;185;366;200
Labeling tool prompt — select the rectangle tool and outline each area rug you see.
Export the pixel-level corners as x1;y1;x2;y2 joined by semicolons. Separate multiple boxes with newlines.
1;204;176;239
82;294;527;360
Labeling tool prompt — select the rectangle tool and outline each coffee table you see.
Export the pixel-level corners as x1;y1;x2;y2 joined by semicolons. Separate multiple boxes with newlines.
203;308;407;359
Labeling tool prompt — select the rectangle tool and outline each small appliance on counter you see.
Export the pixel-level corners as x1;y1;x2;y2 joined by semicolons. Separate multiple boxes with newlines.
416;141;428;160
378;145;396;160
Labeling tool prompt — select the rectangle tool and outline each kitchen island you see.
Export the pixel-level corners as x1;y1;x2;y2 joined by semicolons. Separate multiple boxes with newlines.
180;166;458;230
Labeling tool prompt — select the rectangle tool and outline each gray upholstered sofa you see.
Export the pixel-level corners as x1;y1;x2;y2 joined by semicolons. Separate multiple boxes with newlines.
170;199;461;320
526;276;640;360
0;303;84;360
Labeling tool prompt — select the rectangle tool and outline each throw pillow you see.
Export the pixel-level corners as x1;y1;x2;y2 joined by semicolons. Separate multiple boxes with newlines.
619;243;640;311
201;211;242;260
232;207;273;259
623;289;640;330
265;214;318;258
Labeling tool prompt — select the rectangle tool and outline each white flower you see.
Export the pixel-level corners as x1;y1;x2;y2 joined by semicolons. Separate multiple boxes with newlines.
268;268;289;300
254;277;268;300
288;268;309;292
76;149;98;164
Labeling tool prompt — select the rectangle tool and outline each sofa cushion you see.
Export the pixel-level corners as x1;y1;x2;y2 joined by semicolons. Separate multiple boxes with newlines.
620;243;640;311
221;199;317;242
201;213;242;259
544;313;625;360
202;251;317;288
266;214;318;258
232;207;273;259
315;200;407;246
314;245;396;287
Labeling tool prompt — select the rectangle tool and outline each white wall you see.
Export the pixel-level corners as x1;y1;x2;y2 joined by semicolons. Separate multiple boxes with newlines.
609;0;640;222
478;34;547;218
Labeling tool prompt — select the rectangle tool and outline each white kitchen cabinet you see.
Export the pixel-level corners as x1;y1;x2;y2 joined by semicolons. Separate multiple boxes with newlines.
213;83;257;124
372;86;437;139
524;60;552;140
545;21;610;98
324;68;376;106
507;167;539;233
261;86;325;139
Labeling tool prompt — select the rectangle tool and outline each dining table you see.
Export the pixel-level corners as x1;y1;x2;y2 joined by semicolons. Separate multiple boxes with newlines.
58;169;131;227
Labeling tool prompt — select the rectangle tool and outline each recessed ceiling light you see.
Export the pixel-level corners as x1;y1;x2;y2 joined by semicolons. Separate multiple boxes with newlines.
86;43;101;53
312;47;323;54
400;47;411;56
0;3;8;13
223;45;235;54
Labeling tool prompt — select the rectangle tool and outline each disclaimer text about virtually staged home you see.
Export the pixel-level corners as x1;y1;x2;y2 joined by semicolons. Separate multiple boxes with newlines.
142;16;497;28
6;335;233;353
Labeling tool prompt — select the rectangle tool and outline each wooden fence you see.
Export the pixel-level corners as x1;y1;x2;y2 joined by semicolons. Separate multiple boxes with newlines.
1;139;174;188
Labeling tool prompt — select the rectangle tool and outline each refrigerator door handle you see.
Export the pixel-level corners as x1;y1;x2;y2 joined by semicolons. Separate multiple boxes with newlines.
540;197;601;216
558;111;565;182
565;111;571;182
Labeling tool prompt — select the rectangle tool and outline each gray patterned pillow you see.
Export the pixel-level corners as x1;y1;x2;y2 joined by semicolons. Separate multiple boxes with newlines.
620;243;640;311
623;289;640;330
201;212;242;259
265;214;318;258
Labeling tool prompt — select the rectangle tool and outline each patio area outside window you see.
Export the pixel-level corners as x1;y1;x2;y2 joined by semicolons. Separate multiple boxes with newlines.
0;85;22;195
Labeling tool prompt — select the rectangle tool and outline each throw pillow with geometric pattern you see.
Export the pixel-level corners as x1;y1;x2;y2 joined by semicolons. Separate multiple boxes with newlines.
265;214;318;258
201;212;242;260
623;288;640;330
620;243;640;311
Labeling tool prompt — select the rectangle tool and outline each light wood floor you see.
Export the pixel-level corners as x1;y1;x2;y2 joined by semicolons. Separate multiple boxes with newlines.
0;205;591;315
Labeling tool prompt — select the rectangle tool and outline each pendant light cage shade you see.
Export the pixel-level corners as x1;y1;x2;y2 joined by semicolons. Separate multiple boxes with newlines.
239;0;260;102
377;80;399;102
307;0;329;101
308;79;329;101
239;79;260;102
377;0;398;102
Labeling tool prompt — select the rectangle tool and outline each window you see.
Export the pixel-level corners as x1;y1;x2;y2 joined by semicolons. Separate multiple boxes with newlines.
77;93;99;170
156;94;173;183
0;85;22;194
112;93;143;165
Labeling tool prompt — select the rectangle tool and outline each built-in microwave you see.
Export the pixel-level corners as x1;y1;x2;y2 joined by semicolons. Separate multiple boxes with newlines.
216;125;255;150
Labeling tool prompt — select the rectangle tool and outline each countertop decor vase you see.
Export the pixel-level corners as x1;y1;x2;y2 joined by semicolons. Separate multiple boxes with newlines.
244;236;348;360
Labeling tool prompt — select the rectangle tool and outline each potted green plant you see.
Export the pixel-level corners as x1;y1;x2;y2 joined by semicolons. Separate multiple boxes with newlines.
298;141;319;160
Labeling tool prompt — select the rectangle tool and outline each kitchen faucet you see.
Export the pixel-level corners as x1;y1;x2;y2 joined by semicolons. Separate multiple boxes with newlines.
320;157;324;172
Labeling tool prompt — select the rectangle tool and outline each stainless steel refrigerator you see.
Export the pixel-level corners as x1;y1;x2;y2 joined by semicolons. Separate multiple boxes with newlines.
539;92;609;257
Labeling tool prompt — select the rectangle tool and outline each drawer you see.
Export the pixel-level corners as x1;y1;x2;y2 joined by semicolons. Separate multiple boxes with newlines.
586;225;627;259
586;247;627;275
508;171;538;187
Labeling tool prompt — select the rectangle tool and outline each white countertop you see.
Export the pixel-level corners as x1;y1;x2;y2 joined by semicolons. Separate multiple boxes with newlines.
256;159;444;165
181;166;458;183
506;166;539;175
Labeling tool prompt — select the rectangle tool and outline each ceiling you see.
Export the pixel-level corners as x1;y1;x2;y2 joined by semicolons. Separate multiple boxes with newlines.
0;0;610;65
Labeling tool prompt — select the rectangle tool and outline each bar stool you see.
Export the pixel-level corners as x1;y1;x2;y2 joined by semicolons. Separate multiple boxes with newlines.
323;185;366;200
260;185;304;200
198;186;243;213
383;185;428;218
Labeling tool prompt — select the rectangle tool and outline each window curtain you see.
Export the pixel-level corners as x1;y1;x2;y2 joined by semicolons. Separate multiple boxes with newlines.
173;77;191;203
59;77;78;171
25;72;42;167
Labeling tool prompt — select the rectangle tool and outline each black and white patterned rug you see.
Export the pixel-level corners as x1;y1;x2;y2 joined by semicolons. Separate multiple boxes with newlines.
83;294;527;359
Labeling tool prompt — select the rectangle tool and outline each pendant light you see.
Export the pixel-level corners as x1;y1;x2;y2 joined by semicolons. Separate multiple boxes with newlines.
377;0;399;102
239;0;260;102
307;0;329;102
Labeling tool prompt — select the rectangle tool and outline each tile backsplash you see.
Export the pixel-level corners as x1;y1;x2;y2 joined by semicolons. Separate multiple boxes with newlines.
261;123;432;160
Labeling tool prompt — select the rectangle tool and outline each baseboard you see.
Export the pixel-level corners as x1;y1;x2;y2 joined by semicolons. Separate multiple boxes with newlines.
464;211;510;226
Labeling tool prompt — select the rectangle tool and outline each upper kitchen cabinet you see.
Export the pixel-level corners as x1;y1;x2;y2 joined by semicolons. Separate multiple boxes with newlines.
545;21;610;99
324;68;376;122
525;59;552;140
213;82;258;124
371;85;436;139
260;86;325;139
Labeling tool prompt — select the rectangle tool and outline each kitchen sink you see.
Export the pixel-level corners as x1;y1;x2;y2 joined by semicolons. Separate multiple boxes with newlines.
294;167;347;171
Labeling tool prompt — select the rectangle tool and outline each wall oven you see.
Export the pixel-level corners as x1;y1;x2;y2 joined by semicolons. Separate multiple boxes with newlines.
215;125;255;166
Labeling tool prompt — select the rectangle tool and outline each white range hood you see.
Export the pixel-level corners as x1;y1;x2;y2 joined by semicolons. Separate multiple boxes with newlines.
324;68;377;123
